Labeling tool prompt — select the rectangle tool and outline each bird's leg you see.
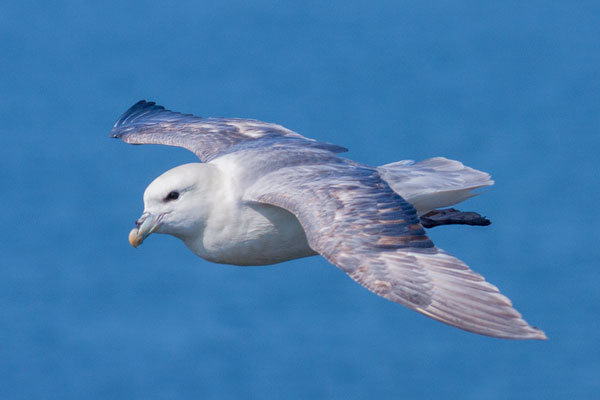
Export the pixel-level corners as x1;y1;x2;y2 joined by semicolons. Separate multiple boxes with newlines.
420;208;491;229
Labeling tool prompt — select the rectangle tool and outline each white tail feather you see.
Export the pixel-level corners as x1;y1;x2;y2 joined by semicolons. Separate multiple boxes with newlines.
378;157;494;215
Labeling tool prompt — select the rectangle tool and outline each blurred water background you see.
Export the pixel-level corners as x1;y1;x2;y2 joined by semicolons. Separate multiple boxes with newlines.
1;1;599;398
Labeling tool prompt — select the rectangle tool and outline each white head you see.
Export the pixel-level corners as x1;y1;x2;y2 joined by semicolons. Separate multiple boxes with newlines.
128;163;221;247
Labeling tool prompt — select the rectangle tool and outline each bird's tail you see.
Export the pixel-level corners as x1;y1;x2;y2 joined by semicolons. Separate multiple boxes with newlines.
378;157;494;215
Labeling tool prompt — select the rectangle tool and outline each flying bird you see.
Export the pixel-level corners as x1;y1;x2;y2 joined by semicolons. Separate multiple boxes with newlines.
111;100;546;340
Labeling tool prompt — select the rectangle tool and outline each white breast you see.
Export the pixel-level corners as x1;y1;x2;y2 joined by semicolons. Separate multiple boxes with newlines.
183;201;317;266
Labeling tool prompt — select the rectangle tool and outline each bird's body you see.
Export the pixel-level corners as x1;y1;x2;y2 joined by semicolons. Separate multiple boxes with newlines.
142;162;315;266
192;167;315;265
189;201;315;266
113;100;546;340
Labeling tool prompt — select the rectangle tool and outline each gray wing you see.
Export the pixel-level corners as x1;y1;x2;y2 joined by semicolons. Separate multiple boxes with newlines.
110;100;347;162
244;159;546;340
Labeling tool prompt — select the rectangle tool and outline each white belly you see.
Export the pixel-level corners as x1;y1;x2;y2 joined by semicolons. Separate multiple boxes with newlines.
183;202;317;266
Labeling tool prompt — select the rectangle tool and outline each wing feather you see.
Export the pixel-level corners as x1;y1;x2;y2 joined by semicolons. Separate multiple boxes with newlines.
110;100;347;162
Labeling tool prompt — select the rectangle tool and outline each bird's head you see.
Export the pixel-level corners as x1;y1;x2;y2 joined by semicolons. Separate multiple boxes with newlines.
128;163;221;247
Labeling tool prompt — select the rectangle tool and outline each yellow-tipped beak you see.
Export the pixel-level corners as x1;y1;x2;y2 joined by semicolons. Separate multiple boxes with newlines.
128;227;143;248
128;212;161;248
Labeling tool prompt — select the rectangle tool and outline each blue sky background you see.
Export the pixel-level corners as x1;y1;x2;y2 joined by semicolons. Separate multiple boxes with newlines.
1;1;599;399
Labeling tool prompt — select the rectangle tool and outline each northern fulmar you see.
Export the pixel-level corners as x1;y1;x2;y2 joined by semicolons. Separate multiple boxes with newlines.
111;100;546;340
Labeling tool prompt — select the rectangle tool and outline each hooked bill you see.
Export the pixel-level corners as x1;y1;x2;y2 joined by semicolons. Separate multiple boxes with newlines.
128;227;142;248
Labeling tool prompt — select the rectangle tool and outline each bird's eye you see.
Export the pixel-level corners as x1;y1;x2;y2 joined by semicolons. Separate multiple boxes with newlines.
164;191;180;201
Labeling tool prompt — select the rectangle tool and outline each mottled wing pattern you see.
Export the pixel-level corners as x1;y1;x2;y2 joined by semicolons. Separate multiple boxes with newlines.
245;160;546;339
110;100;347;162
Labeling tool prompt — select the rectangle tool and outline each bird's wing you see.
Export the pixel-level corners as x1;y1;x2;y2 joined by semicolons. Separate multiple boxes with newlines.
244;159;546;340
110;100;347;162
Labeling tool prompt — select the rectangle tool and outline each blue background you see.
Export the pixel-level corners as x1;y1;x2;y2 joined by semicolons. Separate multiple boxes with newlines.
2;1;599;398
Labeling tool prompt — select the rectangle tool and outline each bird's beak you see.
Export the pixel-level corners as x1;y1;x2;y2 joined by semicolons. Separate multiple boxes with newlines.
128;212;162;248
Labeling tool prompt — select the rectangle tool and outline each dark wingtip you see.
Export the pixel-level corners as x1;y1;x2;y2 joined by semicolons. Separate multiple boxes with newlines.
113;100;162;127
109;100;164;138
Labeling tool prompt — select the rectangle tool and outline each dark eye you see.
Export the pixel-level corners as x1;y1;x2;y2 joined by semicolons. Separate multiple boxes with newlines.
164;191;180;201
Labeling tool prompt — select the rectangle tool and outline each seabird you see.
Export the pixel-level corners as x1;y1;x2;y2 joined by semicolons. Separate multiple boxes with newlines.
111;100;546;340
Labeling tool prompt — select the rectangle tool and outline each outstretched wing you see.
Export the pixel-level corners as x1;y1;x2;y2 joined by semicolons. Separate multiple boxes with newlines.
110;100;347;162
244;160;546;340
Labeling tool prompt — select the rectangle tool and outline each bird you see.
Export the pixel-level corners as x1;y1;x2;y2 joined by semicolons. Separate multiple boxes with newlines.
111;100;546;340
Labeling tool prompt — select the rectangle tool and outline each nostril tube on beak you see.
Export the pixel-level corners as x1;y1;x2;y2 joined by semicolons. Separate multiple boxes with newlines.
128;212;161;248
135;212;150;229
